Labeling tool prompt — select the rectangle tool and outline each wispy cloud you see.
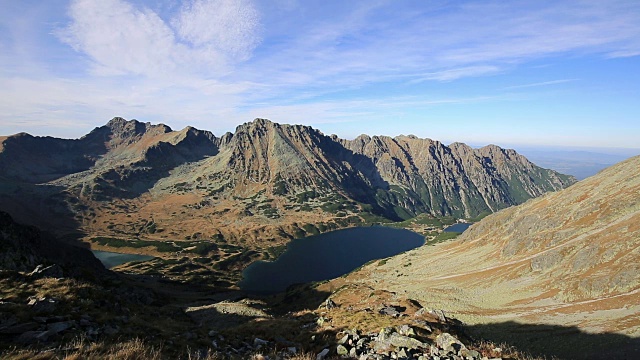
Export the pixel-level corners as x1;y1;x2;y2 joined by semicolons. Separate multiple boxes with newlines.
504;79;578;90
408;66;502;83
235;0;640;104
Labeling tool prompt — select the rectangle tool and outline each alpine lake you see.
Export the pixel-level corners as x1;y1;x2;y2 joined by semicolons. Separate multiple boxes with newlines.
92;223;472;293
239;226;426;294
91;250;154;269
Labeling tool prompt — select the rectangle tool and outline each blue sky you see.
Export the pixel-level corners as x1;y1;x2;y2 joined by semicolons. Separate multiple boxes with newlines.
1;0;639;149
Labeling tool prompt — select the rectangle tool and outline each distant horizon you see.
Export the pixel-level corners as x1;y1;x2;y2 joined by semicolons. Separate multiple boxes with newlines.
1;1;639;148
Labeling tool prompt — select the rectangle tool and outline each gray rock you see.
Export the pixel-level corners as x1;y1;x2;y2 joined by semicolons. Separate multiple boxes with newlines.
378;327;394;341
254;337;269;346
398;324;415;336
412;319;433;332
388;332;426;350
429;309;447;322
397;348;408;359
47;321;73;334
435;332;465;354
287;347;297;354
379;305;405;317
316;348;329;359
337;344;349;356
460;348;481;358
338;333;350;344
349;346;358;357
430;345;440;355
325;298;337;309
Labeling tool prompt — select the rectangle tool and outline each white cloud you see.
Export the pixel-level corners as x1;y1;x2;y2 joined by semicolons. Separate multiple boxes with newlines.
173;0;260;60
57;0;260;77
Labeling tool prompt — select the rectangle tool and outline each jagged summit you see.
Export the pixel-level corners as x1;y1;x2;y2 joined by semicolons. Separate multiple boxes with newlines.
0;117;574;239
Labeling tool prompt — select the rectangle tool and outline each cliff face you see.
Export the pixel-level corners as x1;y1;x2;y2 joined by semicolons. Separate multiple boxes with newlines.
0;117;575;240
340;135;572;218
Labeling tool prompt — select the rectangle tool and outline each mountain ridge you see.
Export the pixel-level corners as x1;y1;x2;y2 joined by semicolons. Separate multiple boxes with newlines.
0;117;575;245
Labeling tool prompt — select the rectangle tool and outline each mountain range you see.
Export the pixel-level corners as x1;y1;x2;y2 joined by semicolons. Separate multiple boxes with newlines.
0;117;575;246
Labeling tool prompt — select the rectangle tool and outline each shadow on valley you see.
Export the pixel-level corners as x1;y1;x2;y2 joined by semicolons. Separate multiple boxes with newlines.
465;321;640;360
121;276;341;356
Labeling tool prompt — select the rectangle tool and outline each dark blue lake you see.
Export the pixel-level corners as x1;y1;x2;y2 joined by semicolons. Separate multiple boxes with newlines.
239;226;424;294
444;223;472;232
92;250;154;269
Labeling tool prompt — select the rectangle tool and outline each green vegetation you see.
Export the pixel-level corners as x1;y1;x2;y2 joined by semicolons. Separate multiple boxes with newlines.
185;242;218;255
295;190;319;203
273;175;288;195
302;223;320;235
91;237;225;255
387;213;457;229
91;237;181;253
265;244;287;260
426;231;462;245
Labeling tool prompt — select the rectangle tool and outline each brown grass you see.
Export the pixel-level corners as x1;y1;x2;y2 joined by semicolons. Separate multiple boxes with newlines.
1;338;222;360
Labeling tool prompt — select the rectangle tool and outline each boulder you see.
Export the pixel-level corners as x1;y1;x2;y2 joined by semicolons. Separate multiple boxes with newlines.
379;305;406;317
325;298;337;309
388;332;426;350
336;344;349;355
460;348;481;358
435;332;465;354
398;324;415;336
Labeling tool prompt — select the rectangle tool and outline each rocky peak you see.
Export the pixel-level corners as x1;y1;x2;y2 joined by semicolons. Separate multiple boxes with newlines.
235;118;276;133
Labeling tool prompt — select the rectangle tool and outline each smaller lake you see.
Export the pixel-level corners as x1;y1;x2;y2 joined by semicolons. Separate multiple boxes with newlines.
444;223;472;233
92;250;154;269
239;226;424;294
